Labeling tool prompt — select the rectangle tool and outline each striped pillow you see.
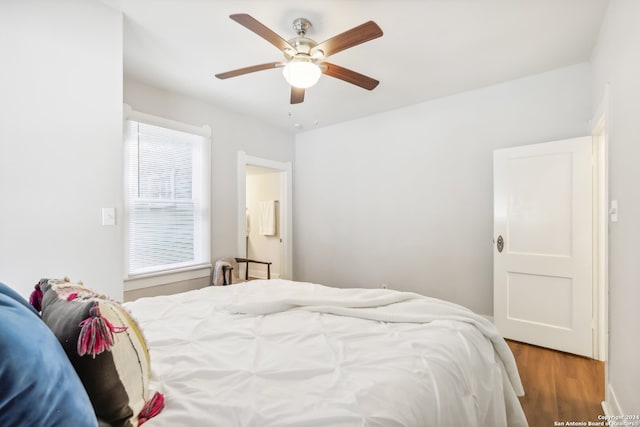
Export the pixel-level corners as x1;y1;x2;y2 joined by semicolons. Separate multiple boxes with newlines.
34;278;163;427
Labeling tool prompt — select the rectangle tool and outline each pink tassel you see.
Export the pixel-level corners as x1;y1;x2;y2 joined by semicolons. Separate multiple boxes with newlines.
77;303;128;358
67;292;78;301
29;283;43;312
138;392;165;425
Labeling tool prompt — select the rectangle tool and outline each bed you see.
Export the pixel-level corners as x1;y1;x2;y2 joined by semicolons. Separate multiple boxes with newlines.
124;279;528;427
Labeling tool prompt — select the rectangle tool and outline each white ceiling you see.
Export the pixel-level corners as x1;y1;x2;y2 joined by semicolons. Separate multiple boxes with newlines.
102;0;609;133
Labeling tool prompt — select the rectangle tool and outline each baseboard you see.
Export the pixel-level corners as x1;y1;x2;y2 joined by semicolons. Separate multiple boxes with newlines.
602;383;623;417
248;270;280;280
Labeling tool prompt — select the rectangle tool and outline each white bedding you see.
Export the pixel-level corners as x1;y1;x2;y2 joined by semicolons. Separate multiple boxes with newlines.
125;280;528;427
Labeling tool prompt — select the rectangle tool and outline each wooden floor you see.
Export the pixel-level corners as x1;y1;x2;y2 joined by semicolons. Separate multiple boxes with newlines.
508;340;605;427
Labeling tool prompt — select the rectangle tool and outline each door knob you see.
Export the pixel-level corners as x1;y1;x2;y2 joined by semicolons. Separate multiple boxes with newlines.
496;235;504;253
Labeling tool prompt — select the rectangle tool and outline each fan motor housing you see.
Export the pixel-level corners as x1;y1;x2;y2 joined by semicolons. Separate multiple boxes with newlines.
284;18;321;60
285;36;317;58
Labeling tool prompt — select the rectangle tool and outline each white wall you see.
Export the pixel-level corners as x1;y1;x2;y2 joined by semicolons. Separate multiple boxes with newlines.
246;171;282;278
590;0;640;415
124;79;295;273
0;0;124;300
294;63;591;315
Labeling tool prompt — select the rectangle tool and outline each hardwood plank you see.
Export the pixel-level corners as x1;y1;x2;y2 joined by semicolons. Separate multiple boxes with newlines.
507;340;604;427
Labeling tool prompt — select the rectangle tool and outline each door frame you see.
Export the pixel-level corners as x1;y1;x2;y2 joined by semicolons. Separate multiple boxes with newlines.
237;151;293;280
590;84;610;362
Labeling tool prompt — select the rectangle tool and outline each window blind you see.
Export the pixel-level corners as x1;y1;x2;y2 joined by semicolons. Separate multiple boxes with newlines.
125;120;210;276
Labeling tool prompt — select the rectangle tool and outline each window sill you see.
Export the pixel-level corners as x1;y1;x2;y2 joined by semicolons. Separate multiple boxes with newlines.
124;264;211;291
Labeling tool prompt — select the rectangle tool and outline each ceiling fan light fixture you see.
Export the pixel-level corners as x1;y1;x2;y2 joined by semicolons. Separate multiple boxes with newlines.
282;60;321;89
216;14;383;104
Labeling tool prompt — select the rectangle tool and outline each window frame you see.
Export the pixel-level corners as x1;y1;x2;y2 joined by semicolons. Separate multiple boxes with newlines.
123;104;212;289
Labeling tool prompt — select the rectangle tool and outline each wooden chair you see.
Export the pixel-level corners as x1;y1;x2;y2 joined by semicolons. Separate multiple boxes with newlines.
217;257;272;285
234;257;272;282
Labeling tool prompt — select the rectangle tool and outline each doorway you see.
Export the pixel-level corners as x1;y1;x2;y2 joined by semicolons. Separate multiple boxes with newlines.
237;151;293;280
245;166;283;278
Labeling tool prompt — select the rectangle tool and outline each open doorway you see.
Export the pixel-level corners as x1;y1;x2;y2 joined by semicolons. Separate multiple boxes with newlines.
245;166;283;278
237;151;293;280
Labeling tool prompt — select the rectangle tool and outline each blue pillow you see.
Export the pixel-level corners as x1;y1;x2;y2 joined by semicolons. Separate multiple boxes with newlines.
0;282;98;427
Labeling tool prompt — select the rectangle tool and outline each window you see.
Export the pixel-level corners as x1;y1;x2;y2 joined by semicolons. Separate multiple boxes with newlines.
125;116;210;277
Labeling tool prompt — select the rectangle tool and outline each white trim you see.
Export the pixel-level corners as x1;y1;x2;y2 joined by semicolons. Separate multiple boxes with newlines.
122;103;212;290
590;84;610;363
602;384;623;417
237;151;293;280
124;264;211;291
123;103;211;137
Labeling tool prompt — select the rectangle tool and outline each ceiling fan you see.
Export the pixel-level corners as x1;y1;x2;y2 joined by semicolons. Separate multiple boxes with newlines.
215;14;383;104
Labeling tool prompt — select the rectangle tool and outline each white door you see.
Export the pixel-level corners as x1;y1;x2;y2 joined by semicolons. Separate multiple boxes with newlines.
493;137;593;357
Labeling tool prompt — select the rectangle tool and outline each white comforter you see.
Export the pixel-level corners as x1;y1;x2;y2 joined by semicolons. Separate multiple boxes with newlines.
125;280;528;427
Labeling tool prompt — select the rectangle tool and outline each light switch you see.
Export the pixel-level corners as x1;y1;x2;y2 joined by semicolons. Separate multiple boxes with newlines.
609;200;618;223
102;208;116;226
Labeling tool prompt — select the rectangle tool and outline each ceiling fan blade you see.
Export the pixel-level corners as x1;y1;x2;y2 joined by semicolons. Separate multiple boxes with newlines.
320;62;379;90
230;14;295;53
290;86;305;104
313;21;383;58
215;62;284;79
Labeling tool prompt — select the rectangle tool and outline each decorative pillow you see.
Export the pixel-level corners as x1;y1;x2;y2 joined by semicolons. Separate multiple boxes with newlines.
31;278;164;427
0;282;98;427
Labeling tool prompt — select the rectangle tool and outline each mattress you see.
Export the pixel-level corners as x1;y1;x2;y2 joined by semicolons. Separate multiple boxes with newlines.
124;279;528;427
